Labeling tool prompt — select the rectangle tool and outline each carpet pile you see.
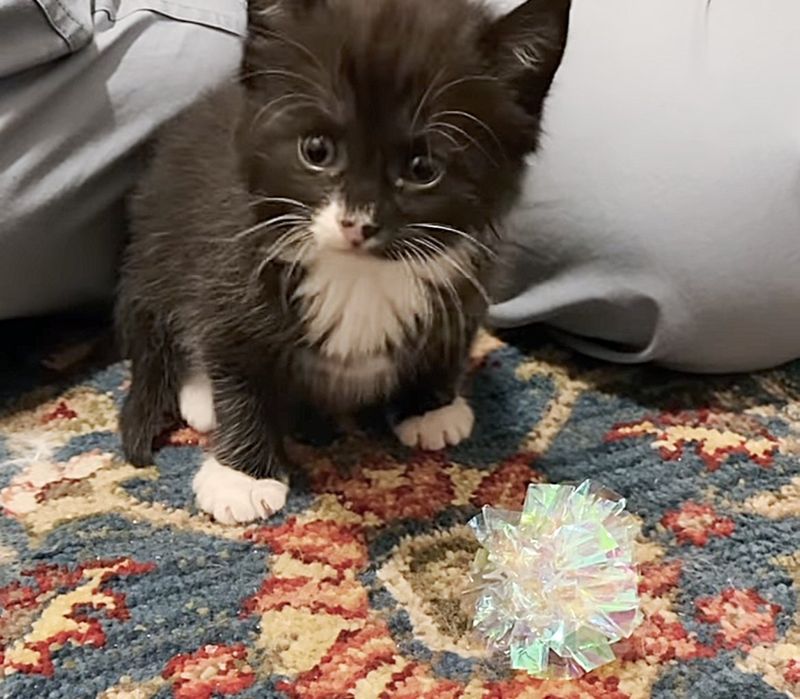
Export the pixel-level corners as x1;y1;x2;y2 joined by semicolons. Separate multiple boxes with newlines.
1;325;799;698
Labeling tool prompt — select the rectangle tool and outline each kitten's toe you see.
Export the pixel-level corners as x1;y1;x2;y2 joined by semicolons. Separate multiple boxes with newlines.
192;456;288;524
179;372;217;433
394;396;474;451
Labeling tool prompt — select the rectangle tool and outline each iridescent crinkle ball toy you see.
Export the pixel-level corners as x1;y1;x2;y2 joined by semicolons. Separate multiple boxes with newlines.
466;481;642;679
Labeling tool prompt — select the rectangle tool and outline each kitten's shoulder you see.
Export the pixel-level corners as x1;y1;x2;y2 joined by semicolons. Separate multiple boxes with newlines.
148;82;246;171
130;82;248;233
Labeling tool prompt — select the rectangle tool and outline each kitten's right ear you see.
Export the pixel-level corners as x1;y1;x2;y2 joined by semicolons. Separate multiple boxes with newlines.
246;0;325;65
483;0;571;119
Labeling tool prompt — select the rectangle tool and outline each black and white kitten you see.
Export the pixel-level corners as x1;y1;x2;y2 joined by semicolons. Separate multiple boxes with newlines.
117;0;570;524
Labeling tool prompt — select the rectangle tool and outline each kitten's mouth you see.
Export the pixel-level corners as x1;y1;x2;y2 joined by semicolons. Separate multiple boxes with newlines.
315;235;388;259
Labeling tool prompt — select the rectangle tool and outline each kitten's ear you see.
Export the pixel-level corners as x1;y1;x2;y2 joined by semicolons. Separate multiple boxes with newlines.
483;0;571;117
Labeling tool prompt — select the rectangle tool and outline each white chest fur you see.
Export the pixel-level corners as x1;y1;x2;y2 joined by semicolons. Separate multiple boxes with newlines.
296;251;433;361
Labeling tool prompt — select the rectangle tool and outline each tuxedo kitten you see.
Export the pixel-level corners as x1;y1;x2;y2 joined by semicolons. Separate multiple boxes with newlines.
117;0;570;524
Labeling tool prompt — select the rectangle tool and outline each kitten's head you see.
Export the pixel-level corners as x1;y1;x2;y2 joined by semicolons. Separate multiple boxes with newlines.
242;0;570;261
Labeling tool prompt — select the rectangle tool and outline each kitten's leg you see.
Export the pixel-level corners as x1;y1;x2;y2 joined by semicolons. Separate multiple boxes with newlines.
192;368;290;524
118;310;182;466
390;365;475;451
179;370;217;433
390;313;481;451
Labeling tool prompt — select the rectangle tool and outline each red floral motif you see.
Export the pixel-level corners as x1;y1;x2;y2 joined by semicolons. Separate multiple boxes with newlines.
661;502;735;546
152;423;210;451
382;663;463;698
278;622;396;699
638;559;683;596
162;644;254;699
485;671;630;699
606;409;778;470
164;426;210;448
246;518;368;571
243;518;369;620
0;559;155;676
242;575;368;619
309;452;454;521
0;580;46;612
42;401;78;423
614;611;715;664
696;588;780;650
470;453;543;509
1;451;116;518
784;659;800;685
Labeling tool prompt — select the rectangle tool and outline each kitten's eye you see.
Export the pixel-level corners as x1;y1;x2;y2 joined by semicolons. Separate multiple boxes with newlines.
405;154;444;189
298;135;337;171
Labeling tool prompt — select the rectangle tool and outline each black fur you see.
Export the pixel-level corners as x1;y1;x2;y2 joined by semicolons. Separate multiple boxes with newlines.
117;0;570;482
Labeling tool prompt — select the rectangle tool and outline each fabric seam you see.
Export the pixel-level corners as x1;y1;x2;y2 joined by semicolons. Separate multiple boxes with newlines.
93;0;247;36
32;0;91;51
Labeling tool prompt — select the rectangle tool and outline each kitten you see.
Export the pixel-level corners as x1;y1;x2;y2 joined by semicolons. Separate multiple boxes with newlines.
116;0;570;524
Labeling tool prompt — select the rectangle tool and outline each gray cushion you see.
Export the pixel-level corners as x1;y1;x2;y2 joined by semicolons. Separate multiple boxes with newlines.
489;0;800;372
0;0;244;319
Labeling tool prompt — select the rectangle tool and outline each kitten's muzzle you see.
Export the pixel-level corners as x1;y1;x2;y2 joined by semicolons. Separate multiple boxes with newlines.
340;219;380;248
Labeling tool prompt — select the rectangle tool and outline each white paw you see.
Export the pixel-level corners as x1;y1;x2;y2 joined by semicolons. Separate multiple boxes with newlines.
179;372;217;433
394;396;475;451
192;457;288;525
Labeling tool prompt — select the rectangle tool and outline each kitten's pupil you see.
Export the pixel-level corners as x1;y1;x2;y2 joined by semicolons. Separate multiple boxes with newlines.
407;154;443;188
299;135;336;170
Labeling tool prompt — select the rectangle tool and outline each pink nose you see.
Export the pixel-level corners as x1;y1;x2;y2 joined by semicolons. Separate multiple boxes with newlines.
339;219;364;246
340;220;379;247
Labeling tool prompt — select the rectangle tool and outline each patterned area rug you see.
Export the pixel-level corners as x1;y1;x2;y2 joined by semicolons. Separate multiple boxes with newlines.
1;323;799;699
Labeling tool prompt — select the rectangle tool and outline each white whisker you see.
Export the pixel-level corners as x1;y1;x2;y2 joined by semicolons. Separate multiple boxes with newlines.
232;214;307;242
249;196;312;212
279;237;314;314
251;94;322;132
403;241;456;356
415;236;492;306
406;223;496;258
406;239;466;359
239;68;327;96
263;226;310;263
250;225;310;292
410;65;448;135
425;126;463;150
430;109;504;155
425;121;497;165
412;74;498;136
255;28;326;74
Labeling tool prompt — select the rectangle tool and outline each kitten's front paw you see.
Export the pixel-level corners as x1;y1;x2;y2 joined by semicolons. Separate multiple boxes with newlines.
192;457;288;525
179;373;217;433
394;396;474;451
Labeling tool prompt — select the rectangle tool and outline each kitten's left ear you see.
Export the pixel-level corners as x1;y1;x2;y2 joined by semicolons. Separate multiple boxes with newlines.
483;0;571;118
